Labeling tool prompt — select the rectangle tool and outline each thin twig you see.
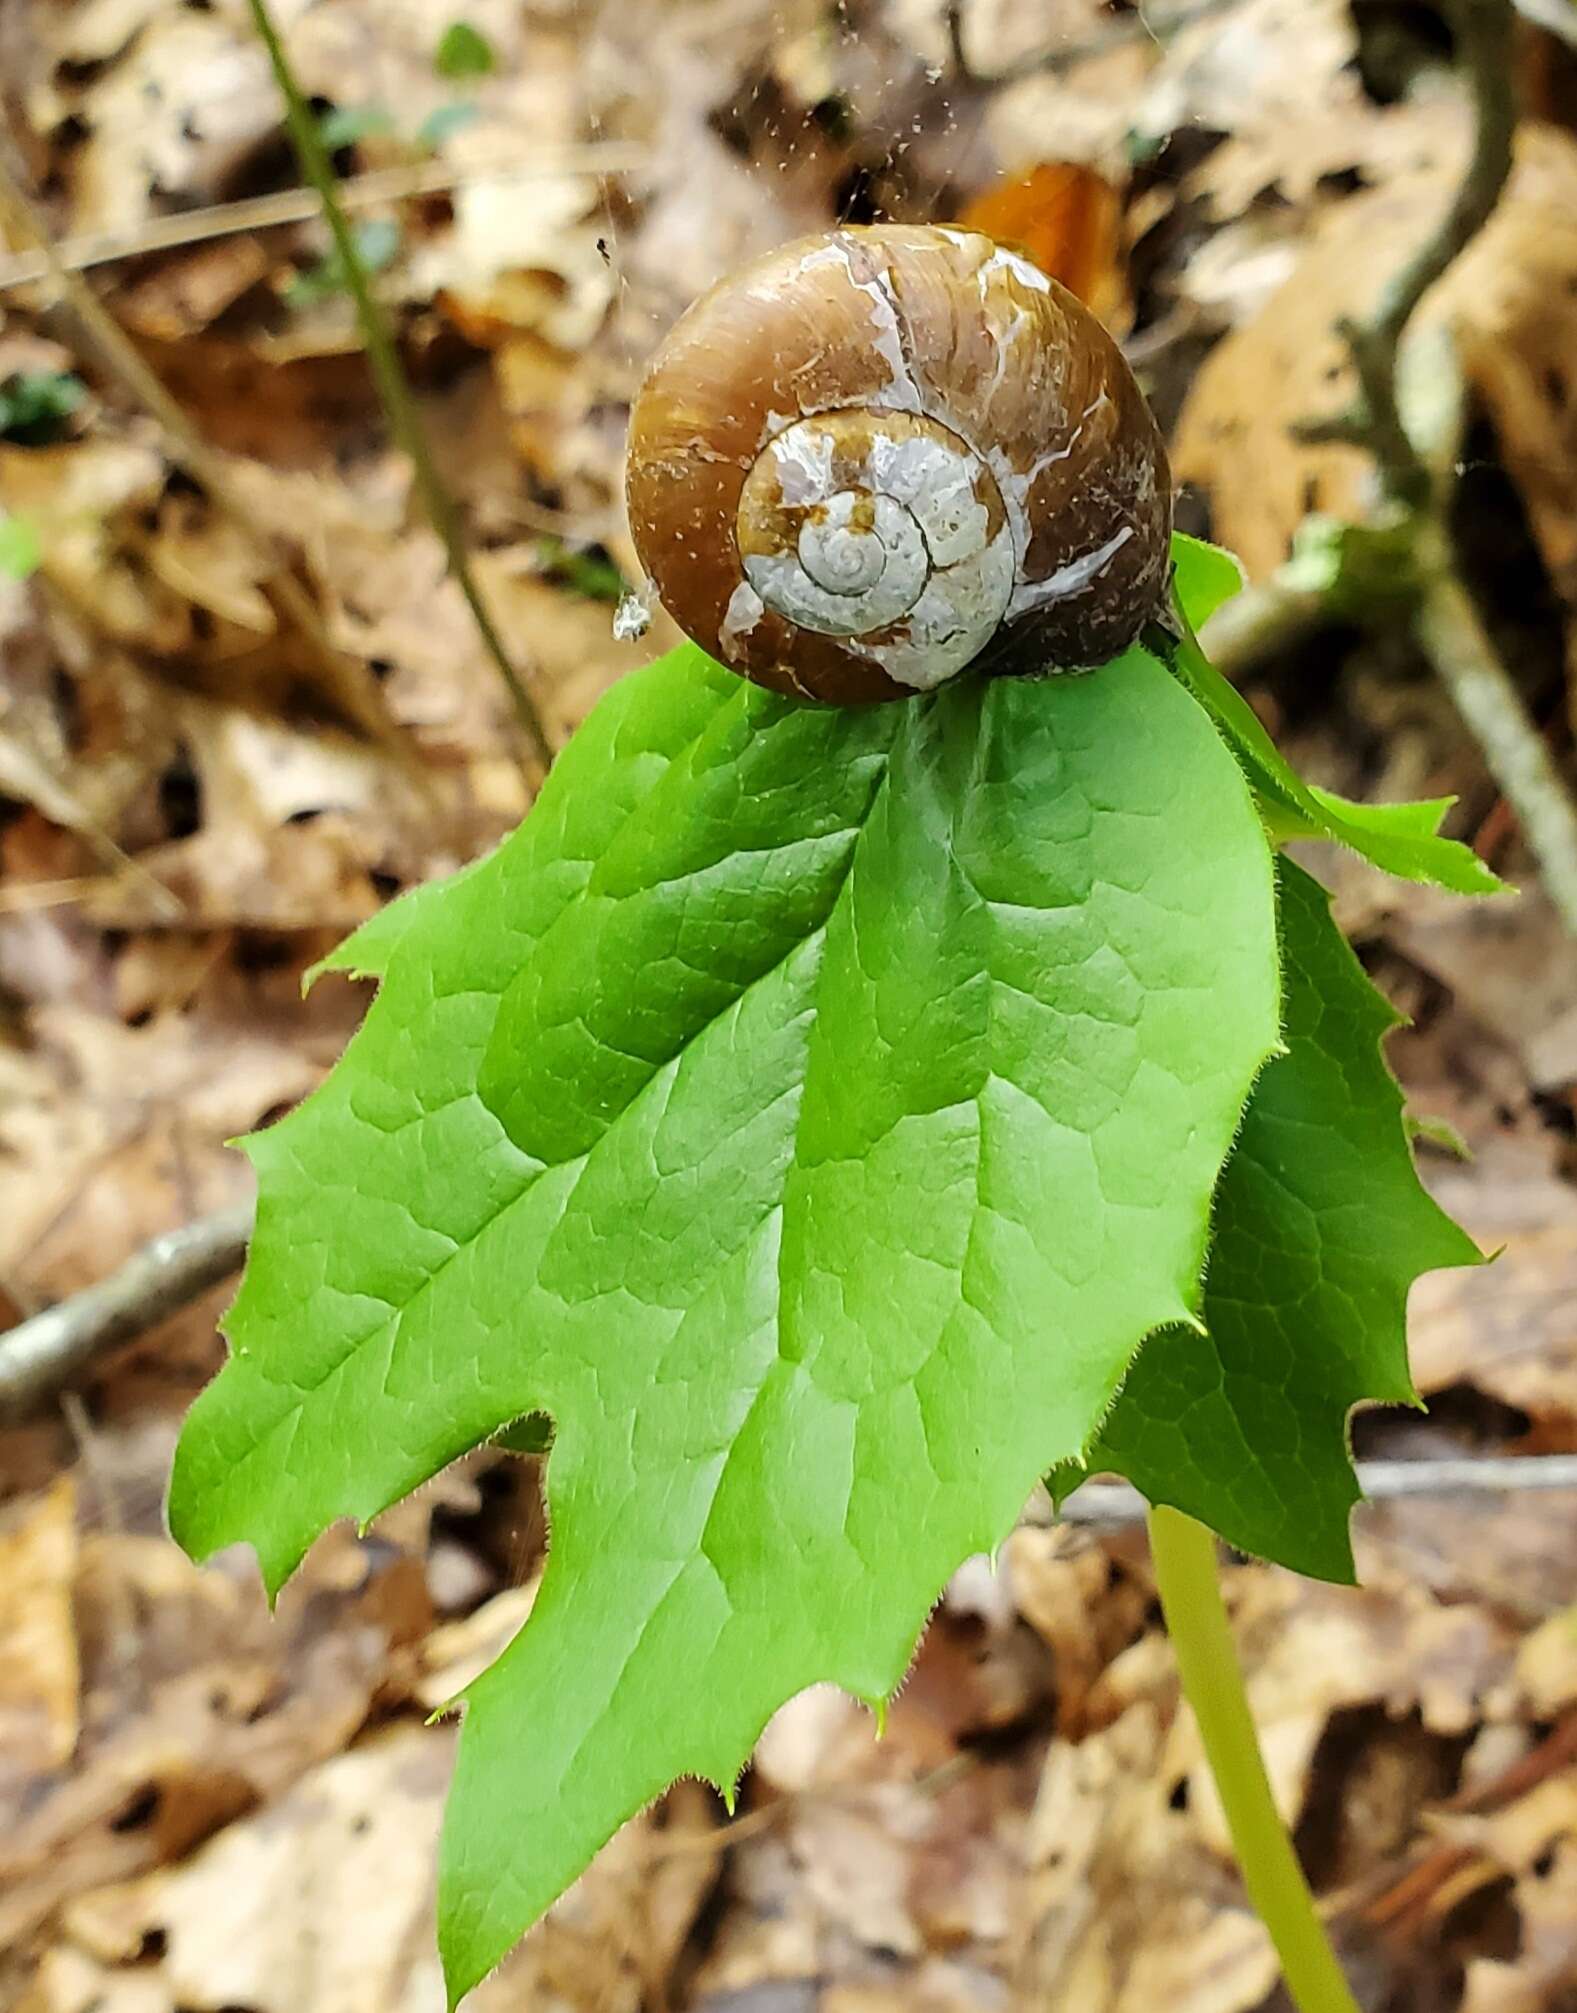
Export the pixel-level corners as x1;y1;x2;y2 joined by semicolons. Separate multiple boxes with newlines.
0;145;645;294
0;141;402;754
1200;576;1331;681
1415;523;1577;932
245;0;554;781
0;1203;253;1417
1297;0;1515;503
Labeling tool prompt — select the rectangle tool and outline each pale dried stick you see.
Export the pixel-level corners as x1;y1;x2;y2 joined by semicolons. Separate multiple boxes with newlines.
0;145;644;293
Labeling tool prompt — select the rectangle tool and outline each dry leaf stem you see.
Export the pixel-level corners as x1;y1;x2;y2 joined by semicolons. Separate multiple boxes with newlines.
244;0;555;781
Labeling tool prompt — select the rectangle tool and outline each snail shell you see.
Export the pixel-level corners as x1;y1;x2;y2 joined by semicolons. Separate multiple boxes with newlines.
625;224;1173;705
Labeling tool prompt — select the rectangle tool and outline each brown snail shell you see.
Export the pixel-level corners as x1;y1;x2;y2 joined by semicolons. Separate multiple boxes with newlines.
625;224;1173;705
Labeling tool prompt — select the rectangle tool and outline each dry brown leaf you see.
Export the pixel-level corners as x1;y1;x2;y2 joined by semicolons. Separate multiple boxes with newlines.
468;557;687;748
57;1726;455;2013
753;1559;1052;1804
26;6;275;238
1176;123;1577;584
983;42;1158;185
1452;125;1577;609
0;1000;313;1303
17;1943;170;2013
137;336;383;469
0;436;404;748
578;3;838;366
1442;1770;1577;2010
415;1581;537;1710
0;1480;81;1785
1388;884;1577;1093
28;0;580;255
137;493;276;634
85;694;452;933
1409;1220;1577;1434
40;1722;716;2013
791;1802;924;1961
699;1592;1046;2003
0;440;181;653
1359;1484;1577;1627
424;174;615;354
220;454;634;773
1163;0;1467;222
1015;1702;1279;2013
112;239;275;345
0;1508;434;1957
894;1569;1051;1750
1511;1608;1577;1720
1003;1525;1150;1737
755;1686;880;1796
1139;0;1356;145
916;0;1110;78
1014;1544;1524;2005
1182;1571;1518;1828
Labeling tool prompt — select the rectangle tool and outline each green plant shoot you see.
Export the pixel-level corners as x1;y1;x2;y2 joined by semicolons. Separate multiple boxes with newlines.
170;533;1491;2004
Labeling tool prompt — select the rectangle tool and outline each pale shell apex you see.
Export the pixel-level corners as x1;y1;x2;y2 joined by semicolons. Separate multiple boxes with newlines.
625;224;1173;705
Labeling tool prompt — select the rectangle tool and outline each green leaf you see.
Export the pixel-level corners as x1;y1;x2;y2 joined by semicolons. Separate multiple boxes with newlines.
315;102;395;151
1405;1108;1471;1159
1079;859;1482;1581
434;18;495;77
416;99;481;149
494;1412;553;1455
1171;530;1246;629
0;513;40;579
535;535;626;604
1169;533;1506;895
171;640;1279;1998
1277;511;1420;618
0;370;85;446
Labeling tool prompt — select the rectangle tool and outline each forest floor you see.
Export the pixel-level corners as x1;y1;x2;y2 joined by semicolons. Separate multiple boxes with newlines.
4;1;1577;2008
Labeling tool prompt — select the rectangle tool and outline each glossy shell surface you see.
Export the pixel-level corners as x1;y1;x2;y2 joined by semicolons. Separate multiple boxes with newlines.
626;224;1172;703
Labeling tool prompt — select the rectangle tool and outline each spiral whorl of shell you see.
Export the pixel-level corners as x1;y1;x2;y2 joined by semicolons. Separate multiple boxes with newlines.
626;224;1171;704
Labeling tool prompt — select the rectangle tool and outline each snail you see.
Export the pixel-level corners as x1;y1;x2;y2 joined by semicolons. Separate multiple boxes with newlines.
625;223;1173;705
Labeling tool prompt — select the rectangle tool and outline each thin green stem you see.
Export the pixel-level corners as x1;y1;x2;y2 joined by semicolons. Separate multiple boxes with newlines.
1148;1506;1361;2013
244;0;554;780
